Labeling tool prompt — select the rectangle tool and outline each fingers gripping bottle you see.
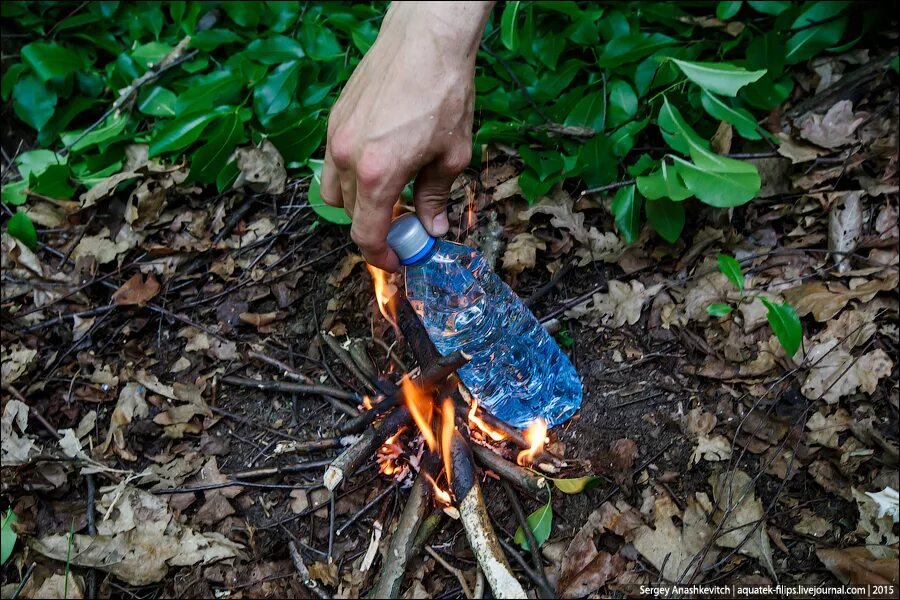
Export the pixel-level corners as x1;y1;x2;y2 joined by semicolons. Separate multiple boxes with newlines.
387;213;582;428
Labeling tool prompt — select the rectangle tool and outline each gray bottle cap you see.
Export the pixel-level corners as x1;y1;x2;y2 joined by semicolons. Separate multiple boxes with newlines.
387;213;435;264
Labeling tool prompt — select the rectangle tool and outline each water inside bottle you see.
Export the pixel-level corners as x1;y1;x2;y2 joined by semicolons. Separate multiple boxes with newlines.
404;239;582;428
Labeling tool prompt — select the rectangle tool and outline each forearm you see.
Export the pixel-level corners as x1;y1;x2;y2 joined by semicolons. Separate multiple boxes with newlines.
384;1;495;61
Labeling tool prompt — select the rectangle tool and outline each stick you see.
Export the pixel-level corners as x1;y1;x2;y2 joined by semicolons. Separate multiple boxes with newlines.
323;407;412;491
321;332;382;394
501;480;554;599
289;541;330;600
450;429;526;599
371;472;434;598
426;546;473;599
471;444;547;497
336;480;400;537
220;376;359;401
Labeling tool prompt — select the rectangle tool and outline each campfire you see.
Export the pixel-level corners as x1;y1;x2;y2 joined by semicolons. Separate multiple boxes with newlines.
321;267;569;598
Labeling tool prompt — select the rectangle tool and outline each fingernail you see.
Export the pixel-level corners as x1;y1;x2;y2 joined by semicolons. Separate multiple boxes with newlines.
432;212;449;236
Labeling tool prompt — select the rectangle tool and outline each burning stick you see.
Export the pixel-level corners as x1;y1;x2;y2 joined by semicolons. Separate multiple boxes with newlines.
471;444;547;497
323;407;411;491
448;426;527;599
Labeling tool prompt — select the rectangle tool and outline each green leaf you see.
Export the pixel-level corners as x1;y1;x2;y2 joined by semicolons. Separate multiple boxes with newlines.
717;253;745;292
61;112;129;153
518;170;558;203
747;1;790;15
791;1;850;29
785;17;847;64
308;159;351;225
610;118;648;157
138;86;177;117
578;135;616;188
636;161;692;201
668;58;766;97
17;150;67;181
13;75;57;132
188;112;245;184
646;197;685;243
700;90;761;140
606;79;637;128
267;1;300;33
131;41;173;68
21;42;85;81
672;157;760;207
717;1;742;19
1;182;27;206
190;29;242;52
611;185;642;244
565;91;605;131
269;117;325;166
245;35;306;64
223;2;261;28
501;1;522;51
1;509;17;565
254;62;300;122
1;63;27;102
513;501;552;551
148;106;230;157
552;475;602;494
30;164;74;199
175;71;244;116
746;32;784;78
8;211;37;250
598;33;677;68
741;73;794;111
760;298;802;357
892;57;899;74
707;303;734;317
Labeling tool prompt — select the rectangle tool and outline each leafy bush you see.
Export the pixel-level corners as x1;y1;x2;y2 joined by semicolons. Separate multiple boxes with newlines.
0;1;876;243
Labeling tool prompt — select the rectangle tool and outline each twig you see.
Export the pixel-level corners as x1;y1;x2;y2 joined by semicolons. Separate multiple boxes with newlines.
321;332;381;394
525;259;574;307
426;546;473;599
471;444;547;497
498;538;554;597
10;563;36;600
209;405;309;443
323;407;412;490
500;480;554;599
248;350;315;383
289;541;330;600
220;375;359;402
336;480;400;536
580;179;636;196
85;473;97;599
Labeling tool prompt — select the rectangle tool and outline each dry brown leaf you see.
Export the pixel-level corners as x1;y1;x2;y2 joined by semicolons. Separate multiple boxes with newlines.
709;470;776;579
1;399;37;466
801;340;893;404
711;121;733;154
805;409;851;448
1;344;36;384
21;573;84;599
633;493;716;581
689;434;732;467
685;408;717;436
28;486;244;586
240;312;279;332
327;253;366;287
794;509;832;537
72;225;144;265
783;271;899;321
501;232;546;274
565;279;662;328
232;140;286;194
98;382;149;458
112;272;161;306
828;191;863;273
809;459;853;499
776;132;822;163
816;546;899;586
799;100;866;149
853;488;899;546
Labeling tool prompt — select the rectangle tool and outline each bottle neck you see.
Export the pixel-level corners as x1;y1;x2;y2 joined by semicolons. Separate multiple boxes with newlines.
401;237;438;267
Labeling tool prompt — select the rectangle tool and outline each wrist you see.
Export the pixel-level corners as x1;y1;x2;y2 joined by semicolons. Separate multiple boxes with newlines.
388;1;495;59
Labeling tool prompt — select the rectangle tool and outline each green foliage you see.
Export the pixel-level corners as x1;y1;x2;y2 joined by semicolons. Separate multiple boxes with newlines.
514;500;552;550
1;508;17;565
7;212;37;249
0;1;877;233
551;475;603;494
711;253;803;357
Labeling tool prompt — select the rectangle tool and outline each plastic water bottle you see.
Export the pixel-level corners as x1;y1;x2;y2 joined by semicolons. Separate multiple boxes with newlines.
386;213;582;428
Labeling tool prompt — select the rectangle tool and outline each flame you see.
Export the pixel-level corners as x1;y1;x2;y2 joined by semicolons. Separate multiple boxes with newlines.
367;265;398;329
467;396;507;442
516;419;548;466
440;397;456;485
362;395;374;410
424;472;453;505
401;377;437;451
378;426;406;477
465;183;476;231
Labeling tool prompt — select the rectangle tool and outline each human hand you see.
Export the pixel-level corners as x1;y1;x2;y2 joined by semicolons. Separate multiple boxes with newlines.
321;1;494;271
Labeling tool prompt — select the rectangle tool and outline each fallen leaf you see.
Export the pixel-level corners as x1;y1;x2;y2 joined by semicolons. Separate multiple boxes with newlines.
799;100;866;149
1;344;37;384
232;140;286;194
1;399;36;466
290;489;309;514
22;573;84;599
801;340;893;404
709;470;776;579
816;546;899;586
808;459;853;500
711;121;733;155
689;434;732;467
565;279;663;328
327;254;365;287
783;272;899;321
794;509;832;537
502;232;546;274
72;225;144;265
776;132;822;163
632;494;716;581
239;312;279;332
805;409;851;448
853;488;899;546
98;382;149;459
72;315;95;341
28;486;244;586
112;272;161;306
685;407;717;436
828;191;863;273
865;487;900;523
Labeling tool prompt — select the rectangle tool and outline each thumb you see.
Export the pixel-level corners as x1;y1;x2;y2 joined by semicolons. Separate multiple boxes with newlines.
412;162;457;237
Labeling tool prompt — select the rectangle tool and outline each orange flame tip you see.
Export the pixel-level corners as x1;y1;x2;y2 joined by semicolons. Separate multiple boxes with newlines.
516;419;548;466
367;265;398;328
440;397;456;486
424;472;453;506
401;378;437;451
467;396;507;442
